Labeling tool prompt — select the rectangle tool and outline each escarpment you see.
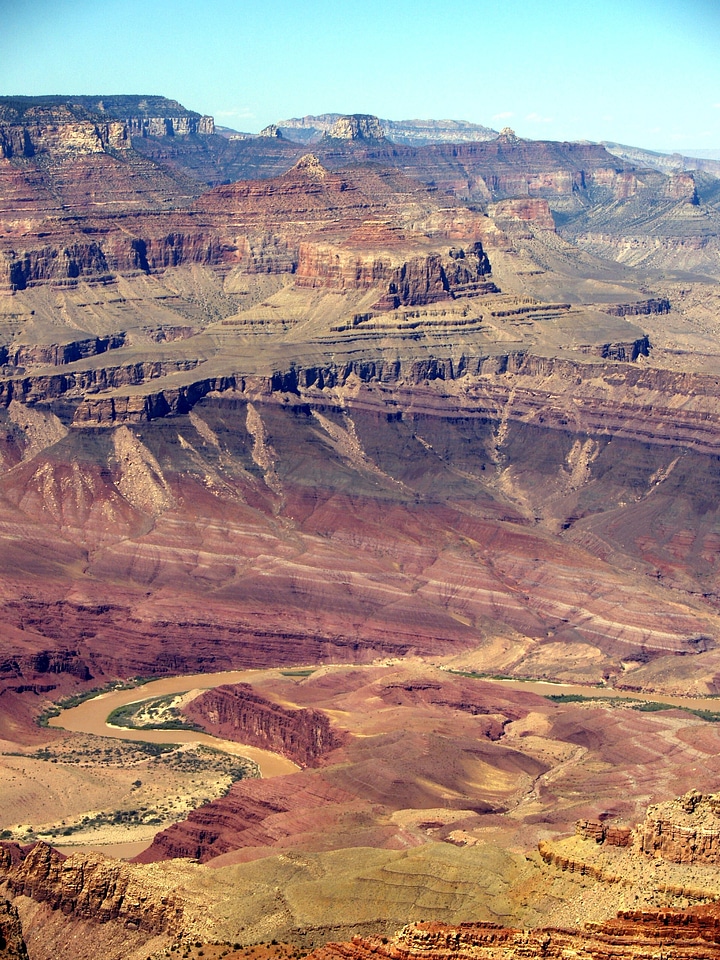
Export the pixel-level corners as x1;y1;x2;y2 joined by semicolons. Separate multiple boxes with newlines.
0;842;184;934
309;913;720;960
0;94;214;160
637;792;720;865
184;683;345;766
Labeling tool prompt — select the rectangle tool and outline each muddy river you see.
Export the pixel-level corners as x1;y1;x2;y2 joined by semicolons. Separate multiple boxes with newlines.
49;668;300;778
42;665;720;859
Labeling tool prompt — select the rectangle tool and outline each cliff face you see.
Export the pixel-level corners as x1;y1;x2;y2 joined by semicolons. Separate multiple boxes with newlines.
637;792;720;865
0;116;128;158
184;682;345;767
0;842;183;935
0;899;27;960
309;913;720;960
326;115;386;141
0;95;214;159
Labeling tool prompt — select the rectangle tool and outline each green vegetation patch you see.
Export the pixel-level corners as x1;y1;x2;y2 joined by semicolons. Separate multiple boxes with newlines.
546;693;720;722
7;742;259;844
36;676;156;727
106;694;204;731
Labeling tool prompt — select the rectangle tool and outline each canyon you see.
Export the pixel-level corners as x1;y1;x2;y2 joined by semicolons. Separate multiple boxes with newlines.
1;95;720;959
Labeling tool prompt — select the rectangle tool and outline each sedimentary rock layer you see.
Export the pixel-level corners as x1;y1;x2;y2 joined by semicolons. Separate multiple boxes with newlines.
184;683;345;766
0;842;183;934
309;913;720;960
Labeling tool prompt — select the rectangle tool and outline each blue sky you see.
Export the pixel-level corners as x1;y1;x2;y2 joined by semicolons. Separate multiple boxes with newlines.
1;0;719;151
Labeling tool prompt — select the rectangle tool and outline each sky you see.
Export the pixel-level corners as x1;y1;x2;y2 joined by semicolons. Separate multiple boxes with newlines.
1;0;719;152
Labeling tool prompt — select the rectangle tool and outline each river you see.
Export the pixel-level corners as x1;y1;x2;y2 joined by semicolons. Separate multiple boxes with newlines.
44;665;720;859
49;667;301;778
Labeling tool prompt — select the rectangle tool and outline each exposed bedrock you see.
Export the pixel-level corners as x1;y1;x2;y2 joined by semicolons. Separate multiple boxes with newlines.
601;298;671;317
575;819;632;847
52;351;720;466
636;791;720;865
1;234;233;291
489;197;556;229
5;334;126;368
0;358;202;409
0;119;128;159
184;682;346;767
1;229;493;301
295;242;492;308
71;374;237;425
0;842;183;935
0;647;92;683
309;913;720;960
0;898;27;960
1;376;719;696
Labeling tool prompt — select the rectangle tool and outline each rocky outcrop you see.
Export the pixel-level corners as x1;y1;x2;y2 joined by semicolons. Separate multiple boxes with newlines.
275;114;498;144
0;95;213;160
259;123;283;138
1;233;231;291
490;198;556;229
184;682;345;766
326;115;386;141
664;173;699;203
295;241;492;307
0;899;28;960
0;358;202;410
6;335;126;368
637;791;720;865
0;117;128;159
575;819;633;846
309;913;720;960
125;115;214;138
602;298;671;317
71;373;236;425
0;842;183;935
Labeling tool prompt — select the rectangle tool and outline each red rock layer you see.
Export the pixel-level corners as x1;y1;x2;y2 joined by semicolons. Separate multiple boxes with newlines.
309;913;720;960
183;683;346;767
134;772;361;864
575;819;632;847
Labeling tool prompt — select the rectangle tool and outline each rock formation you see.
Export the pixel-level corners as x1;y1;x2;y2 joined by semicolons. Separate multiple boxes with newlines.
184;683;345;766
0;842;184;935
0;899;27;960
274;114;499;144
637;791;720;865
326;115;386;141
309;913;720;960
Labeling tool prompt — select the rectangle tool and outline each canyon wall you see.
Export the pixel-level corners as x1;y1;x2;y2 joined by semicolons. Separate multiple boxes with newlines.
184;683;345;767
0;842;183;935
309;914;720;960
637;792;720;865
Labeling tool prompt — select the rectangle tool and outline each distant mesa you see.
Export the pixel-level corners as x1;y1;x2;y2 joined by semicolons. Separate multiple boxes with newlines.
0;94;215;142
258;123;283;138
324;114;386;142
274;113;498;144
